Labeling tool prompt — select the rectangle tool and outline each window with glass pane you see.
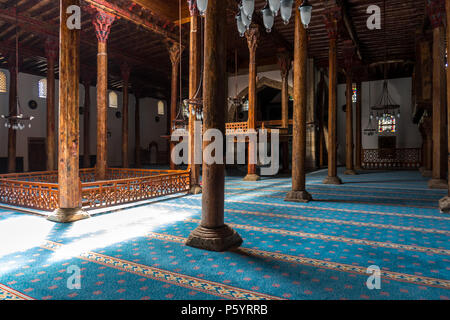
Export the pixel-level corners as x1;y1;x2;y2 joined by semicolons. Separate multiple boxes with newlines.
378;114;396;133
38;78;47;98
352;83;357;103
109;91;118;108
0;72;6;93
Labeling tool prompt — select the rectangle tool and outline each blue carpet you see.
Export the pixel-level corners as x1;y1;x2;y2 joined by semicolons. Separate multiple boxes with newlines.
0;168;449;300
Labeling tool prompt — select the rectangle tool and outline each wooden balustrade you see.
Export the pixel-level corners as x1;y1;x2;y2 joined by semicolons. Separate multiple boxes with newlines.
0;179;59;211
0;168;190;212
362;148;422;169
81;171;190;209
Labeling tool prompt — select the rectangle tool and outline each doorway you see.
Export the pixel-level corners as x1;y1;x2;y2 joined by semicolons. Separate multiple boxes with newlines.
28;137;47;172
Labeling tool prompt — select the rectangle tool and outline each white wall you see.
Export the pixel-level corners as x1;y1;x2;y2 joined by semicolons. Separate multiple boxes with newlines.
336;77;421;165
0;68;168;171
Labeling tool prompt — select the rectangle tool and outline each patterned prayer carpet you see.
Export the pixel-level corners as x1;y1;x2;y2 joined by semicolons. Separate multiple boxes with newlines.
0;168;449;300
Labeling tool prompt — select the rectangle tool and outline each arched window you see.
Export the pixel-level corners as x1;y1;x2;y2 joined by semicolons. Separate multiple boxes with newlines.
109;91;118;108
38;78;47;98
378;114;396;133
352;83;357;103
157;100;165;115
0;71;6;93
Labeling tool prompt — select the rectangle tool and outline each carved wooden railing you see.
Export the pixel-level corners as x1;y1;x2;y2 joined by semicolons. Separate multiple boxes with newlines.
0;168;190;212
0;179;59;211
362;148;422;169
226;122;248;134
81;171;190;209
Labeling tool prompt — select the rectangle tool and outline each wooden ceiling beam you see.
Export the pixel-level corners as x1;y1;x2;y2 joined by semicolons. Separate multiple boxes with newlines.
82;0;179;43
132;0;189;23
341;1;363;61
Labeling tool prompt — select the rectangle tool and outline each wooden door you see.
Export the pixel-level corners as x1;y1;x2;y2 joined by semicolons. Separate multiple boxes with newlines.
28;138;47;171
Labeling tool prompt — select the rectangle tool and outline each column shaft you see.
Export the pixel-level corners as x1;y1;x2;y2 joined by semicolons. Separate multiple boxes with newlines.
186;0;242;251
286;0;311;202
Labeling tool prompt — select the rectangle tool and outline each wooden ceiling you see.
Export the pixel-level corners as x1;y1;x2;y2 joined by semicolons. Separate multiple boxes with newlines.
0;0;428;99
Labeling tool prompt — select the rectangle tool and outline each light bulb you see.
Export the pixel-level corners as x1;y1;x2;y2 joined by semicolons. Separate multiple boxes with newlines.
242;0;255;19
268;0;281;15
261;6;274;33
236;13;246;37
196;0;208;16
299;0;312;28
240;6;251;28
280;0;293;25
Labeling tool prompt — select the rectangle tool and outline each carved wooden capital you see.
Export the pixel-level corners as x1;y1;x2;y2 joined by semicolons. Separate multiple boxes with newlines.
167;41;183;67
245;25;260;54
277;50;292;79
92;10;116;43
323;6;341;40
121;62;131;83
188;0;198;17
45;37;58;62
426;0;446;29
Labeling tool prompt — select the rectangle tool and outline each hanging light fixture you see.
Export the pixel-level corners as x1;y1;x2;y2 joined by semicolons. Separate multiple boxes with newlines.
364;82;377;136
299;0;312;28
242;0;255;19
236;13;246;37
1;1;34;131
228;50;246;119
261;4;275;33
280;0;294;24
268;0;281;16
240;5;252;28
196;0;208;16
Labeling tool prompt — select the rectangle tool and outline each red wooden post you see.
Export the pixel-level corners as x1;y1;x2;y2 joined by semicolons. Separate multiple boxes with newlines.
186;0;243;251
47;0;89;222
285;0;312;202
322;7;342;185
93;10;115;180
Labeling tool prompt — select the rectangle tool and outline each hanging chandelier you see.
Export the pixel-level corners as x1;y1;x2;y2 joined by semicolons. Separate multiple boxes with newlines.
235;0;312;37
364;82;377;136
228;50;245;120
1;2;34;130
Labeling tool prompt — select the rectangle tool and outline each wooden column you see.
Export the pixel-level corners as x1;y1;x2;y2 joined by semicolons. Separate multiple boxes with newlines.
243;25;260;181
93;10;115;180
134;88;141;168
343;40;356;175
286;0;312;203
7;59;17;173
45;37;58;171
355;81;362;170
47;0;88;222
439;0;450;211
277;50;291;174
427;0;447;189
82;74;92;169
188;0;202;194
121;62;131;168
167;42;182;170
278;50;291;129
186;0;242;251
318;70;326;167
322;8;342;185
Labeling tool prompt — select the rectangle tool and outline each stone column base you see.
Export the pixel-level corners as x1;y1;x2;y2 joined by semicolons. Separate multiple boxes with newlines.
421;170;432;178
285;190;312;203
186;224;243;252
47;208;90;223
322;176;342;185
243;174;260;181
439;196;450;213
428;178;448;189
189;184;202;195
344;169;357;175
